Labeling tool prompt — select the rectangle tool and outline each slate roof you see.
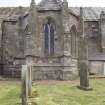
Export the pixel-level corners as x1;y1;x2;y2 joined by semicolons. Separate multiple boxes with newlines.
0;7;28;20
38;0;62;10
70;7;105;21
0;7;105;21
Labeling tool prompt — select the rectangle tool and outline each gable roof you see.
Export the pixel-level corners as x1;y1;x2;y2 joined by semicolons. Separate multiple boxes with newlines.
69;7;105;21
38;0;62;10
84;7;105;21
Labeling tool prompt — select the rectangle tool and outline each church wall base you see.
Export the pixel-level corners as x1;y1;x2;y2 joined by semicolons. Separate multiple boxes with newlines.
3;65;21;78
32;64;78;80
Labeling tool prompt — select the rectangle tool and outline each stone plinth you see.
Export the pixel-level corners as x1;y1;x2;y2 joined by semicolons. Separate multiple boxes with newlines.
31;62;78;80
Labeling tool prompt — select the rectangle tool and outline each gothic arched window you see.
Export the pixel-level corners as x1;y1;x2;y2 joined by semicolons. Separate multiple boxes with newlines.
71;25;78;58
44;18;55;56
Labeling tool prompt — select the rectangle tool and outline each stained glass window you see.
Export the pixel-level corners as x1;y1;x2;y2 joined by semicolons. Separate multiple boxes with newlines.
44;18;55;56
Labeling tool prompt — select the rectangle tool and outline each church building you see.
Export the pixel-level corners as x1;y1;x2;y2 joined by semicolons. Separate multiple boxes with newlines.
0;0;105;80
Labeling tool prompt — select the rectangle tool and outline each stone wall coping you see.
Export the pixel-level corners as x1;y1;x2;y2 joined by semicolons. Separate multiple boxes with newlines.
32;63;75;67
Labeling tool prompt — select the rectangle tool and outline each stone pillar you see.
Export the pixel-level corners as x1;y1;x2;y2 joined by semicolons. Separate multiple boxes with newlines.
25;0;39;63
78;7;92;90
78;38;91;90
26;56;33;96
100;11;105;52
18;6;25;57
25;0;39;56
21;65;28;105
61;0;76;80
62;0;69;32
25;0;39;84
62;0;71;58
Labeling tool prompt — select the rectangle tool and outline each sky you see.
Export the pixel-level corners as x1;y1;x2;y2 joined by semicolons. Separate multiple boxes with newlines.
0;0;105;7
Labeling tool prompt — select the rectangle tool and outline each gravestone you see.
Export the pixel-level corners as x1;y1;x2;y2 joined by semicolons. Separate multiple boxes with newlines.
79;62;92;90
22;65;28;105
78;39;92;91
28;65;32;96
78;38;92;91
78;7;92;91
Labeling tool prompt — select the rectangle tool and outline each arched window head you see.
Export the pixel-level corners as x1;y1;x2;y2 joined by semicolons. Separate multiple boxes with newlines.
25;24;31;36
44;17;56;56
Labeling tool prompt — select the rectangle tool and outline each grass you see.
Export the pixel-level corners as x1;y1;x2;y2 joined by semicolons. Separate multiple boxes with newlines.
0;79;105;105
0;81;21;105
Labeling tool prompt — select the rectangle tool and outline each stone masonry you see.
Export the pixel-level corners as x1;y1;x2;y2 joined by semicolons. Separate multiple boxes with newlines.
0;0;105;79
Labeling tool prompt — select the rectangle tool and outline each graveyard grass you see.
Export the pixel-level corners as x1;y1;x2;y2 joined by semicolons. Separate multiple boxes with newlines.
0;79;105;105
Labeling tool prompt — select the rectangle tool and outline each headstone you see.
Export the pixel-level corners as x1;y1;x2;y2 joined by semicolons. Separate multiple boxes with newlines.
78;7;92;91
78;63;92;90
79;62;91;90
28;65;32;96
104;63;105;75
78;43;92;91
22;65;28;105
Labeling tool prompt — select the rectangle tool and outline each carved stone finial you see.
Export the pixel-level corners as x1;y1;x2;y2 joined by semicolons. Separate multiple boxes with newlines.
100;11;105;21
31;0;35;4
80;7;83;19
63;0;67;2
30;0;36;7
18;6;23;16
18;6;24;24
62;0;68;7
101;11;105;15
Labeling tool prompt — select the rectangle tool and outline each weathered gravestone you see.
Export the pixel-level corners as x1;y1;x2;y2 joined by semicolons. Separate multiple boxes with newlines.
78;39;92;91
78;7;92;91
22;65;33;105
22;65;28;105
28;65;32;96
79;62;92;90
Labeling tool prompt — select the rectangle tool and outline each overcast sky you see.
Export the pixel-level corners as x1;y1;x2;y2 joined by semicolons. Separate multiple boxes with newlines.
0;0;105;7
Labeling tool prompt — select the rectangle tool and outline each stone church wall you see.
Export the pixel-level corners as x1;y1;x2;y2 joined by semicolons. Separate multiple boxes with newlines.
37;11;63;57
89;61;104;75
2;20;25;77
0;0;79;79
0;19;3;75
84;21;101;54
